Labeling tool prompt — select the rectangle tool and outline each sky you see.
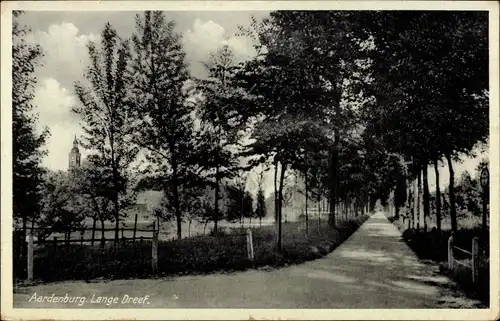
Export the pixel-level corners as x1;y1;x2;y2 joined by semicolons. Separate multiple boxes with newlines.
18;10;489;198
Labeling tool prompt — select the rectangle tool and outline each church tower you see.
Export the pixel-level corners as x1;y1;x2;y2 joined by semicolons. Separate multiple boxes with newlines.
68;135;81;170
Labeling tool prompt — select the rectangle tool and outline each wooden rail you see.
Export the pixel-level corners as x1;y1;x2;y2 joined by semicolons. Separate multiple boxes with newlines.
33;237;154;244
448;235;480;284
23;224;256;283
453;246;472;256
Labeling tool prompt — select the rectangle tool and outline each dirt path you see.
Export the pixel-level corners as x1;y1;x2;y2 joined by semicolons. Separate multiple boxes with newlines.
13;212;483;308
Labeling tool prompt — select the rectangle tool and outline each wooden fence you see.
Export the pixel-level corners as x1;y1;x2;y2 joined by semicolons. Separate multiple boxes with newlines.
23;225;255;283
447;234;480;284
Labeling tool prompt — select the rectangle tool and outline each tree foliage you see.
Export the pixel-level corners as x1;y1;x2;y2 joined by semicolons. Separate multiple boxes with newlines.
73;22;139;244
130;11;195;239
12;11;49;238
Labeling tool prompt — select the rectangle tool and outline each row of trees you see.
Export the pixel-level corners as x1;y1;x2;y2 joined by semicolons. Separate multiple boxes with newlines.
428;163;490;223
13;10;489;255
13;10;49;261
373;12;489;233
34;163;267;243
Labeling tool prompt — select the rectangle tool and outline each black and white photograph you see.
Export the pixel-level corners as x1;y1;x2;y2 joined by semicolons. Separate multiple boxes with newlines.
1;1;499;320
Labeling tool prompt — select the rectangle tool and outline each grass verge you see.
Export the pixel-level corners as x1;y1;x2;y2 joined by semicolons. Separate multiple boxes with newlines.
388;215;489;305
18;215;369;283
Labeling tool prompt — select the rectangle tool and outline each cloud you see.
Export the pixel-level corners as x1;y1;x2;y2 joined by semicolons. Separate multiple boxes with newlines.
33;78;86;171
222;36;257;62
33;78;78;126
27;22;99;90
25;22;98;171
183;19;257;77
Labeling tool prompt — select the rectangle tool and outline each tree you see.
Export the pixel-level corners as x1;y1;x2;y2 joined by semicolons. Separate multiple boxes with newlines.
393;167;408;220
225;184;243;226
235;11;377;249
242;191;254;226
12;10;49;259
74;22;138;246
130;11;195;240
39;170;88;243
236;35;328;249
70;163;114;247
233;171;248;226
254;166;267;227
363;11;488;232
195;44;247;235
255;189;266;227
263;12;375;226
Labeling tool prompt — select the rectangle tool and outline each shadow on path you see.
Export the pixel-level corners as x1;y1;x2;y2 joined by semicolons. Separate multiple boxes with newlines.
13;212;483;309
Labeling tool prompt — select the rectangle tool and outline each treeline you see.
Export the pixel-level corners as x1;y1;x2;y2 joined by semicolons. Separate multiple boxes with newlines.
13;10;489;258
425;162;489;228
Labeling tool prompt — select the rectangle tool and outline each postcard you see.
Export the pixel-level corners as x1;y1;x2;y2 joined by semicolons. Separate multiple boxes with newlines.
1;1;499;320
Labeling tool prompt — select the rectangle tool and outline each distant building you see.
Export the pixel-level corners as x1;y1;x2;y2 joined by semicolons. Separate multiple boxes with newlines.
68;135;81;169
68;136;164;223
123;191;163;222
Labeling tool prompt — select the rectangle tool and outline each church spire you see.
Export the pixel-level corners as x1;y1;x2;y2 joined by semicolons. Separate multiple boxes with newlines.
69;134;81;170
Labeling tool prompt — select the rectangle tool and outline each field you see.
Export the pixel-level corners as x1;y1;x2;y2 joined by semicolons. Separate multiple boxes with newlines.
36;212;330;242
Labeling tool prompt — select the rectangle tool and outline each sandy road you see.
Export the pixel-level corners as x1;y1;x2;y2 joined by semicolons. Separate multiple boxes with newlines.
13;212;483;309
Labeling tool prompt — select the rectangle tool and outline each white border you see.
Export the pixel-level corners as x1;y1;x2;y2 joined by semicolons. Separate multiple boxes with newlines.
1;1;499;320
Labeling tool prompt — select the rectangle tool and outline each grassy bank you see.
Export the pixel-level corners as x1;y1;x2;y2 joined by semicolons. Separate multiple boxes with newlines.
21;215;369;283
388;215;489;304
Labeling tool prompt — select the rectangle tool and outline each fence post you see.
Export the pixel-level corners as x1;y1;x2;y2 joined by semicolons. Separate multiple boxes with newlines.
472;237;479;285
151;230;158;273
65;231;70;250
448;235;454;270
133;214;138;243
246;228;254;261
27;233;33;283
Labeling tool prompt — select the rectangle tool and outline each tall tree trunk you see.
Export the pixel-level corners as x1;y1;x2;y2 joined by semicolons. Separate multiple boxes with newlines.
274;160;279;242
21;216;27;266
214;164;220;236
100;219;106;248
277;162;287;252
422;161;430;232
417;169;422;230
274;161;278;220
345;198;348;220
446;154;457;232
305;174;309;237
304;147;309;236
172;155;182;240
110;136;120;247
393;186;399;220
434;158;441;232
413;175;417;229
240;191;244;228
317;190;321;232
91;217;97;246
328;146;337;226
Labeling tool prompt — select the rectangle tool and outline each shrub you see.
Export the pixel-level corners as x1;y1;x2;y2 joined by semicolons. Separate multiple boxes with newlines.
392;217;489;304
23;215;369;283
